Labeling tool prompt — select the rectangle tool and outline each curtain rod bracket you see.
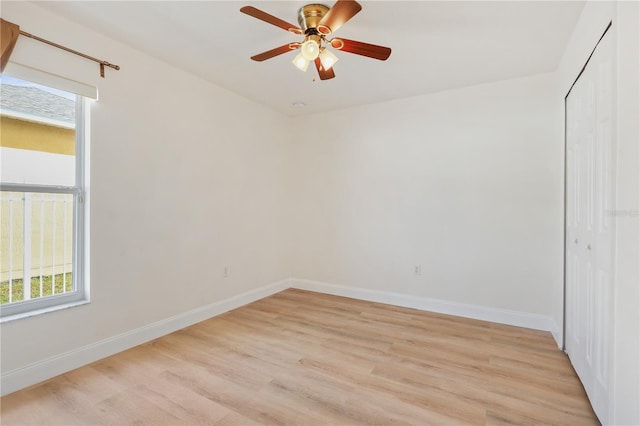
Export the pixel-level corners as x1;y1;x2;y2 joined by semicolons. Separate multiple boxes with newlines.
99;61;120;78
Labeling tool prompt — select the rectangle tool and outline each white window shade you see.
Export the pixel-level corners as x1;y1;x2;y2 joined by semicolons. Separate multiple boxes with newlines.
3;62;97;99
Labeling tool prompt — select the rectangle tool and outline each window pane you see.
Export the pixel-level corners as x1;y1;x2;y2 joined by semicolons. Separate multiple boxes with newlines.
0;75;76;186
1;192;75;305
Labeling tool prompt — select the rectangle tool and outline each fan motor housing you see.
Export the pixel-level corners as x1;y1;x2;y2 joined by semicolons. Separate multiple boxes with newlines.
298;4;329;30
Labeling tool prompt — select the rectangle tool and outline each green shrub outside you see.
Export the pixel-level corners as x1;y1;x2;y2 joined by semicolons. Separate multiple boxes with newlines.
0;273;73;304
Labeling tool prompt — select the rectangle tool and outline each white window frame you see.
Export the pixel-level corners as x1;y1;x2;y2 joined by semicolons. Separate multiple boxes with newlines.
0;94;88;321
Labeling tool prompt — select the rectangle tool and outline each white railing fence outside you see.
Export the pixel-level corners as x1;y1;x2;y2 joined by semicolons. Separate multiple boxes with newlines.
1;191;74;304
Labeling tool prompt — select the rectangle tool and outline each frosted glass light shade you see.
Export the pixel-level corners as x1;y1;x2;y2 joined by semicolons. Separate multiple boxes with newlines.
319;49;339;70
301;40;320;60
292;52;310;72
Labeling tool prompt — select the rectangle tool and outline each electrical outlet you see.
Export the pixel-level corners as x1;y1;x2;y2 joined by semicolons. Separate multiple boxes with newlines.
223;266;229;278
414;264;421;276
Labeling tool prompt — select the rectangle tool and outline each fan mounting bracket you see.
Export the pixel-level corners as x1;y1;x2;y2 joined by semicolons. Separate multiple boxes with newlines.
297;4;330;31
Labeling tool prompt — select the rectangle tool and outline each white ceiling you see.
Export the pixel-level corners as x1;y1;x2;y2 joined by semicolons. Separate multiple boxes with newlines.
34;1;585;116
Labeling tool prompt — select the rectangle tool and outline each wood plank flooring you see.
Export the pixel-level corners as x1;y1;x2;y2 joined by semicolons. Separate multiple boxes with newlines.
1;289;599;425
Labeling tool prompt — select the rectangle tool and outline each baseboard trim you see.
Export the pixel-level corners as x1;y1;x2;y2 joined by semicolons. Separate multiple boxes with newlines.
551;321;563;349
291;278;555;332
0;279;290;396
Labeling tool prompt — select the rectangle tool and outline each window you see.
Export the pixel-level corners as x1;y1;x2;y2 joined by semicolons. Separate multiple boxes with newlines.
0;75;87;320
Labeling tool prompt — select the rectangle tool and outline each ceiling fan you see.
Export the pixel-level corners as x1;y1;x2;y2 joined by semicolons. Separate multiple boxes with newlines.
240;0;391;80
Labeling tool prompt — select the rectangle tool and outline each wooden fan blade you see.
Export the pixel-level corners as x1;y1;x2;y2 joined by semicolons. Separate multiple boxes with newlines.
1;18;20;73
330;38;391;60
316;0;362;35
240;6;303;34
250;43;299;62
314;57;335;80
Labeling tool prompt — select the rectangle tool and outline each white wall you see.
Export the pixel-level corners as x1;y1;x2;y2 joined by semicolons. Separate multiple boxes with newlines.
556;2;639;424
0;1;291;375
288;73;560;321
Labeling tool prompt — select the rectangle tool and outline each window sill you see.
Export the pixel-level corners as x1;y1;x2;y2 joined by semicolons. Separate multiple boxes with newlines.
0;299;90;323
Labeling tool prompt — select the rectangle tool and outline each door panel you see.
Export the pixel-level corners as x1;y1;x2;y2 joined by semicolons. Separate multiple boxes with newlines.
565;27;615;424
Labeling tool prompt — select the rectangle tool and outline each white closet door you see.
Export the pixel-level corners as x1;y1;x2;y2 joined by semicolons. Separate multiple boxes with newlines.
565;28;615;424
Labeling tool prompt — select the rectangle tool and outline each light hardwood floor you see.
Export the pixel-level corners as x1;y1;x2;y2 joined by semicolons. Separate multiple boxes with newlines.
1;289;598;425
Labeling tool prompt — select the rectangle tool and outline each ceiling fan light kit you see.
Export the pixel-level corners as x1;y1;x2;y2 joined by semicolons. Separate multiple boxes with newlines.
301;38;321;60
240;0;391;81
292;52;311;72
319;48;339;69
